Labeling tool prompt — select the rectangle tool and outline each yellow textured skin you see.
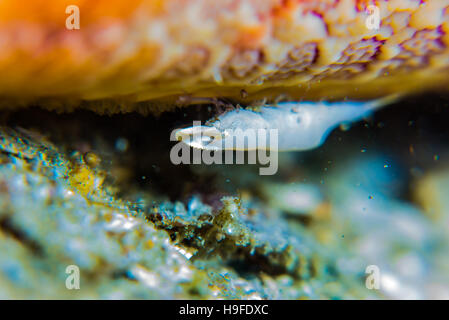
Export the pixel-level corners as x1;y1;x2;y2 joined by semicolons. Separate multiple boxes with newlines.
1;0;449;111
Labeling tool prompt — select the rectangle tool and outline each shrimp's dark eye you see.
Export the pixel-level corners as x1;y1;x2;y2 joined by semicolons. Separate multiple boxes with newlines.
230;120;242;129
201;135;213;145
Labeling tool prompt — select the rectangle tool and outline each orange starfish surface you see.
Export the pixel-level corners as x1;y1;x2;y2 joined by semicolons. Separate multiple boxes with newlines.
0;0;448;110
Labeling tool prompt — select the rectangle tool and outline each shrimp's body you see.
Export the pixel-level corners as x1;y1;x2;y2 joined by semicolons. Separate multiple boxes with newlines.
175;95;399;152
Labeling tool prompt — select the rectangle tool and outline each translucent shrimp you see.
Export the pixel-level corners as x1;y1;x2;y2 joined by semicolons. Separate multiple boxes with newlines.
175;95;400;152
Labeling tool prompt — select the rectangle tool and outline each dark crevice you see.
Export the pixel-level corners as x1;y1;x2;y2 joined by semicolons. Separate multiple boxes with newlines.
0;216;44;257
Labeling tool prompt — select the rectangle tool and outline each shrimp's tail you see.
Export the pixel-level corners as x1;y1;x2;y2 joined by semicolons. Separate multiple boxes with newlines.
366;93;403;111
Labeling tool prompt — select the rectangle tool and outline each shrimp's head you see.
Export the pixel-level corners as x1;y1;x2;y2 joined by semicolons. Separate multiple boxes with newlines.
174;124;230;151
174;109;269;151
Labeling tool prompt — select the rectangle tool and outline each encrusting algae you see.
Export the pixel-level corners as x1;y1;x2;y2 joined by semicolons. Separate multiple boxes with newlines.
0;123;374;299
1;100;449;299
